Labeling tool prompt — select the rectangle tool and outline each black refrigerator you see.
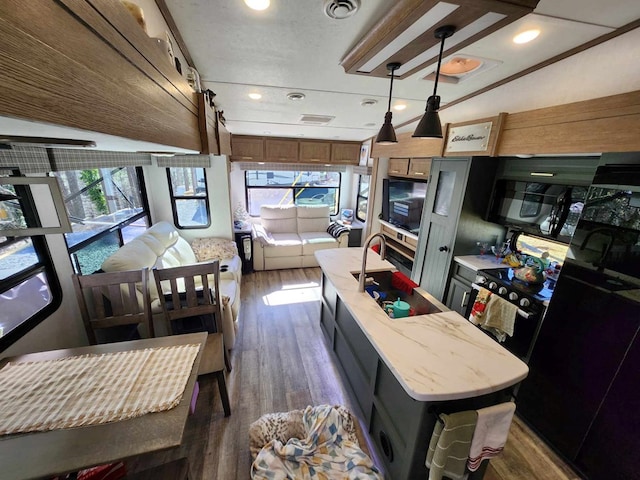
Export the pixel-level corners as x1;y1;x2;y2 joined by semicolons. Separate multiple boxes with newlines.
517;159;640;480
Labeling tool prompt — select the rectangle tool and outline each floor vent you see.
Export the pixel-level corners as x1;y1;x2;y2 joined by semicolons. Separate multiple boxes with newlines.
323;0;360;20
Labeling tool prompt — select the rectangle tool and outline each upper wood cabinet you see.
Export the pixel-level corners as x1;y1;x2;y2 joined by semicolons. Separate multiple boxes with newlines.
331;143;361;165
229;136;360;164
300;141;331;163
388;157;432;179
0;0;200;151
408;158;431;178
230;136;264;161
265;139;299;162
388;158;409;176
198;93;219;155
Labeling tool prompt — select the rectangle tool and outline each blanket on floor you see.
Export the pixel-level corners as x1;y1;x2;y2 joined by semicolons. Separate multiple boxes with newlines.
251;404;382;480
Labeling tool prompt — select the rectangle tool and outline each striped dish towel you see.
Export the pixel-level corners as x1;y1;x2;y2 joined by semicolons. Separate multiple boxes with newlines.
467;402;516;471
426;410;478;480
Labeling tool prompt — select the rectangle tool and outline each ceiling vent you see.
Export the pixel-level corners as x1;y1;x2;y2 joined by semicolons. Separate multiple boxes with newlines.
299;114;335;125
323;0;360;20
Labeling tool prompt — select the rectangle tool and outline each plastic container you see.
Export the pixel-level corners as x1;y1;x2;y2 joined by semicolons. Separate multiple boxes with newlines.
392;298;410;318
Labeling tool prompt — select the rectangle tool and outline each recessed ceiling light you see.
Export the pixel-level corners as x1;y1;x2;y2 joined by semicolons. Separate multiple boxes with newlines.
513;29;540;44
244;0;270;11
360;99;378;107
393;104;407;111
248;93;262;100
287;92;306;101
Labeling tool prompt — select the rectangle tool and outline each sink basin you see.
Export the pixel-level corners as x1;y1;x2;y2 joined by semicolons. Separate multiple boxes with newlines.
353;270;442;316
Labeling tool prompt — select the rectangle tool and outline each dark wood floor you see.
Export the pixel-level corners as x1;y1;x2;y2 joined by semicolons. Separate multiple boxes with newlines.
127;267;581;479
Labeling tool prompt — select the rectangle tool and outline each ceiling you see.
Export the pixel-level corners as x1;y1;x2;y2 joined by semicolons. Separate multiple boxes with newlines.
163;0;640;143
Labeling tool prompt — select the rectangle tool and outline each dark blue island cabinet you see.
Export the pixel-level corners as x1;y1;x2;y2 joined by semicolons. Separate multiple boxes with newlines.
320;273;512;480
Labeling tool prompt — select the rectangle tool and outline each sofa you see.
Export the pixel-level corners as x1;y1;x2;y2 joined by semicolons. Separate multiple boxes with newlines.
100;221;241;349
251;205;349;271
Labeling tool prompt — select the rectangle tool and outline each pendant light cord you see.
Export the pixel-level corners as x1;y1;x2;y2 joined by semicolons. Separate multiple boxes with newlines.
387;68;396;112
432;33;447;98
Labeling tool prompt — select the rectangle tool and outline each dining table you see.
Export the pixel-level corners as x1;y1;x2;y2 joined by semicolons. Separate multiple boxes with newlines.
0;332;207;480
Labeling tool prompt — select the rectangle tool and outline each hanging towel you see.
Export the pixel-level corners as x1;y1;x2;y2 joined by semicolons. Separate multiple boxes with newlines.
426;411;478;480
467;402;516;472
469;288;491;324
480;294;518;342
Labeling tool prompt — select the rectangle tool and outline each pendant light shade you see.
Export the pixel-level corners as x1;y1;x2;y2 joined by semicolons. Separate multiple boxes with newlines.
413;25;456;138
375;62;401;145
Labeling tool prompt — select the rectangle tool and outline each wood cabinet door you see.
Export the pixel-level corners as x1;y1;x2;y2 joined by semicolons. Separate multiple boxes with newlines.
265;139;299;162
388;158;409;176
408;158;431;178
231;136;264;161
331;143;360;164
300;141;331;163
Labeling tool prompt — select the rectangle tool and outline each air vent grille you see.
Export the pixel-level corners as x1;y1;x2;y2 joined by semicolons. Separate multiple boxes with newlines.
323;0;360;20
299;114;335;125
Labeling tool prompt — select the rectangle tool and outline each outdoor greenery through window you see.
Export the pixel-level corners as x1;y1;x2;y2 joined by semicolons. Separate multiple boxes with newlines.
167;167;210;229
245;170;341;216
54;167;149;274
1;178;60;350
356;175;370;222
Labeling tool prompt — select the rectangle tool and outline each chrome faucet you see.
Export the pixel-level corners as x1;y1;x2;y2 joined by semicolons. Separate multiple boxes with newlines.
358;233;387;292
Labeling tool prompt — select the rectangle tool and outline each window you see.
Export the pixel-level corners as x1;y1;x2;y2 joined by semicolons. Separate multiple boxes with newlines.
54;167;149;274
167;168;210;228
1;178;61;351
245;170;341;216
356;175;370;222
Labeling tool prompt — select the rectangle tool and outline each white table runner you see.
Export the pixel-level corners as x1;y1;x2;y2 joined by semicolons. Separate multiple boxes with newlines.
0;344;200;435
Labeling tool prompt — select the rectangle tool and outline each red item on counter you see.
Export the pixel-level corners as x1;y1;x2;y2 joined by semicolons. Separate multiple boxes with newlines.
391;271;418;295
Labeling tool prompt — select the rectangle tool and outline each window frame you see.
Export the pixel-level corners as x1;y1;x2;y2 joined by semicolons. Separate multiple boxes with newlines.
0;175;62;352
166;167;211;229
356;174;369;222
62;166;151;274
244;170;342;216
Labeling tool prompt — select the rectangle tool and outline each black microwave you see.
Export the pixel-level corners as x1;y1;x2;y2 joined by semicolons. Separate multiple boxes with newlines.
487;179;589;244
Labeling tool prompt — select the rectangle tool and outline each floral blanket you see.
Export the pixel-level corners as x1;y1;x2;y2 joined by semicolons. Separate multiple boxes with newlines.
251;405;382;480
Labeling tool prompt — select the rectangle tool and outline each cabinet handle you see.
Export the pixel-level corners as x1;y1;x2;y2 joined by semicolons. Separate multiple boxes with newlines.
439;245;449;252
390;170;399;173
379;430;394;462
461;291;469;309
413;172;425;175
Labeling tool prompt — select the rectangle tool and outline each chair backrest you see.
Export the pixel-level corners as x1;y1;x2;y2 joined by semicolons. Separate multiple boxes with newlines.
72;268;153;345
153;261;222;335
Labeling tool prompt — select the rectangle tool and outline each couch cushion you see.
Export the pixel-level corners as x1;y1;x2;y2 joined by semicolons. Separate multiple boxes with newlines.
169;237;198;264
297;205;330;233
299;232;339;255
144;221;180;249
263;233;302;257
101;239;157;272
261;205;297;233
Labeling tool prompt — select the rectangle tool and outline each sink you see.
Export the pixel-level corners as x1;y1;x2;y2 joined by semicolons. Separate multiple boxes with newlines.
352;270;442;316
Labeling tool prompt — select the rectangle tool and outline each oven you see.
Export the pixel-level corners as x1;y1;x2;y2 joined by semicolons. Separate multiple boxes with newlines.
464;268;551;362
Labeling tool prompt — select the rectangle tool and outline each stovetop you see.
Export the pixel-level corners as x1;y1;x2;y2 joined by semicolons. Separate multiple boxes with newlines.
479;268;554;304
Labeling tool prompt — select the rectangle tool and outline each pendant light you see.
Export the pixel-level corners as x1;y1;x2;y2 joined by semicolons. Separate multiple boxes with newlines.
413;25;456;139
375;62;401;145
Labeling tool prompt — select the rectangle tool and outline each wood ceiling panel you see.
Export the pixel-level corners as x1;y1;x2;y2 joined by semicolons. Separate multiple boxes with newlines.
341;0;539;79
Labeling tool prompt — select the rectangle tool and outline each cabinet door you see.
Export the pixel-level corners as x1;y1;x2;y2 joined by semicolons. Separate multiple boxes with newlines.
388;158;409;176
231;136;264;161
331;143;360;164
414;159;470;300
300;141;331;163
446;277;472;316
408;158;431;178
265;139;299;162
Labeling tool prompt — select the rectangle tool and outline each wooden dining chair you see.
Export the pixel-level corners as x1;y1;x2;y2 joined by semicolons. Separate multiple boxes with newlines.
153;261;231;417
72;268;154;345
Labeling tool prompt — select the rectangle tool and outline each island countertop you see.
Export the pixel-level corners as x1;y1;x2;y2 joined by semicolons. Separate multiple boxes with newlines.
316;248;528;402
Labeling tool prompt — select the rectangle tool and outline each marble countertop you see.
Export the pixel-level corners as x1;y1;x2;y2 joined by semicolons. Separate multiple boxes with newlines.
316;248;528;402
454;255;509;272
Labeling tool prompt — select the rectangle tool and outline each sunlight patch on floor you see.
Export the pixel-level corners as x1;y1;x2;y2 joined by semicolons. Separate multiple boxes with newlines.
262;282;321;306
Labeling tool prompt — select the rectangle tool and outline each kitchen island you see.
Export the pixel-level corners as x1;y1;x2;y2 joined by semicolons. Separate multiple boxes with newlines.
316;248;528;480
